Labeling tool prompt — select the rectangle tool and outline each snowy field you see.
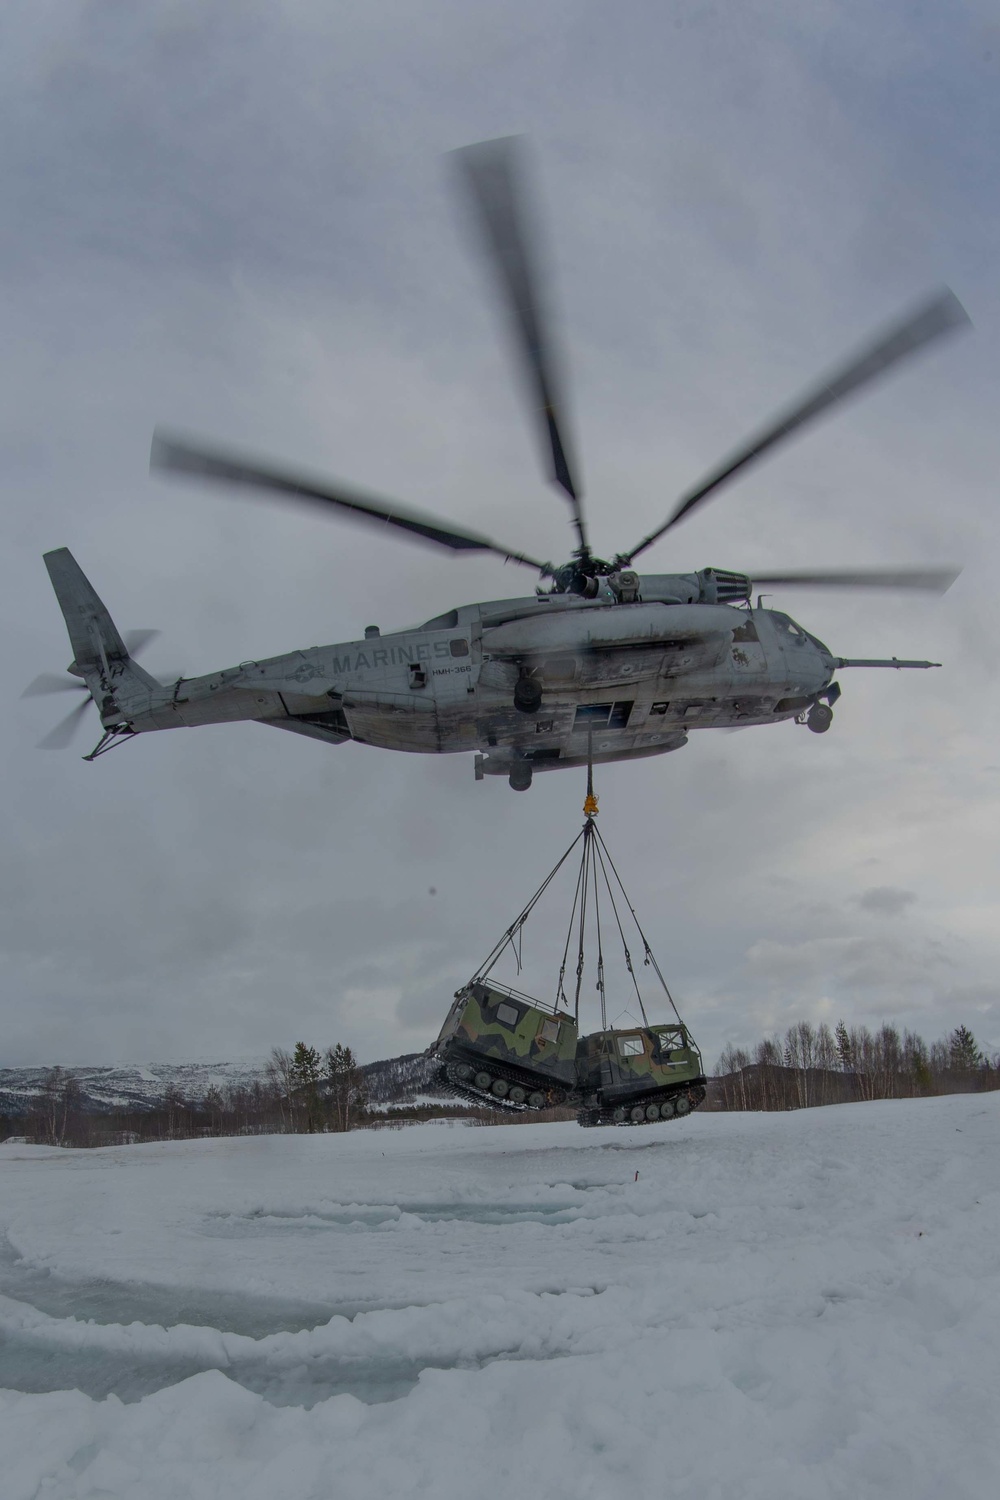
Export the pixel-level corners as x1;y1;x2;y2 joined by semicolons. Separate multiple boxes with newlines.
1;1096;997;1500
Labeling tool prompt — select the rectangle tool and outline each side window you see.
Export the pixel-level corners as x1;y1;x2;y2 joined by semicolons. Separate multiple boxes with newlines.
495;1002;519;1027
449;638;470;658
618;1035;644;1057
574;701;634;730
538;1018;560;1043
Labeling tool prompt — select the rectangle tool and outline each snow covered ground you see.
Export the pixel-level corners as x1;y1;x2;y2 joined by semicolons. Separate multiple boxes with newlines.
1;1096;997;1500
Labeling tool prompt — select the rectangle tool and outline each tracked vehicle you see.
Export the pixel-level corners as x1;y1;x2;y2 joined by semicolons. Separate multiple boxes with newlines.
432;980;578;1109
575;1023;706;1127
429;770;706;1126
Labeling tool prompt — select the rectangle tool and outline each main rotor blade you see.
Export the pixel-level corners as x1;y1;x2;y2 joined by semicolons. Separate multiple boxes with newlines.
622;289;970;563
751;566;960;594
453;137;587;553
22;673;89;699
38;696;92;749
123;628;161;658
150;431;548;574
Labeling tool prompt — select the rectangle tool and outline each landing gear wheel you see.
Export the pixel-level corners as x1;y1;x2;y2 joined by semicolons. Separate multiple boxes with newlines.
675;1094;691;1116
508;1084;526;1105
806;702;833;734
474;1072;492;1091
508;761;533;792
513;676;543;714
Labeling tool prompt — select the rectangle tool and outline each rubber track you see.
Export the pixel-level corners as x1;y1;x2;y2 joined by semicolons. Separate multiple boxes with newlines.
577;1083;707;1128
432;1059;572;1114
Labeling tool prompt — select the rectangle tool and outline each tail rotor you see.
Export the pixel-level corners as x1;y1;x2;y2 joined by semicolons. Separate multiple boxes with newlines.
24;630;174;751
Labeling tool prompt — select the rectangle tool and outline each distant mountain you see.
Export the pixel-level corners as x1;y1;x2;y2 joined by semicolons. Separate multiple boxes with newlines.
0;1053;446;1117
362;1053;445;1105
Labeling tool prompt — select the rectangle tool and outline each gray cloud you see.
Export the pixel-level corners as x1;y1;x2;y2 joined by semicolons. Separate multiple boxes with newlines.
857;886;918;916
2;1;999;1070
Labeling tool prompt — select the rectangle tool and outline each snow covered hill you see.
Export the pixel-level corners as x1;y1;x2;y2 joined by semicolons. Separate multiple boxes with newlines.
0;1060;267;1115
1;1095;997;1498
0;1053;444;1116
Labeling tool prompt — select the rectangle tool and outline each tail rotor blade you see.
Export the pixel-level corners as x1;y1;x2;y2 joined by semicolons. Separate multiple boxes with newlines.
22;674;89;699
123;629;161;658
37;696;92;750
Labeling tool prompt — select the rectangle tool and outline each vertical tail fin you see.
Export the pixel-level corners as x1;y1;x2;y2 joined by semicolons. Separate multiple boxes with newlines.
43;548;132;668
42;548;165;712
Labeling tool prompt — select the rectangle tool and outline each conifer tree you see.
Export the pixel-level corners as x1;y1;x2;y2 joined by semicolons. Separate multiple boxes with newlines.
291;1043;324;1132
949;1026;982;1073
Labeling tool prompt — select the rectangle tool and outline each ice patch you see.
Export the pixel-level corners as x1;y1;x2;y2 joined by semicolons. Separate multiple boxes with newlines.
0;1285;605;1406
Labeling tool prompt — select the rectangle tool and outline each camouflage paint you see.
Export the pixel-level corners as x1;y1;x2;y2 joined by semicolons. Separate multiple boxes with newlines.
576;1024;705;1098
433;983;579;1087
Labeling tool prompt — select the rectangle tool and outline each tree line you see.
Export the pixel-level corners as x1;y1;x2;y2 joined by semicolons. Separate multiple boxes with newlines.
1;1043;384;1147
3;1021;997;1145
713;1021;998;1111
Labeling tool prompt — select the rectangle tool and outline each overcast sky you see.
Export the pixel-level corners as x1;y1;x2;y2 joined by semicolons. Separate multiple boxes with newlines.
3;0;999;1071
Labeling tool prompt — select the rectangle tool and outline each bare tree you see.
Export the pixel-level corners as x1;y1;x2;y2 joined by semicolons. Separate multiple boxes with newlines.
265;1047;297;1132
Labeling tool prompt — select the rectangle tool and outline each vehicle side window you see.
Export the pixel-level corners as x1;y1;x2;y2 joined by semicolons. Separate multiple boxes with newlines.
538;1019;560;1043
449;638;469;657
495;1002;519;1026
618;1035;644;1056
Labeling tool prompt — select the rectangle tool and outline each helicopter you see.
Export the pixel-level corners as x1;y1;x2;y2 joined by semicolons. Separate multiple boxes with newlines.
30;138;969;791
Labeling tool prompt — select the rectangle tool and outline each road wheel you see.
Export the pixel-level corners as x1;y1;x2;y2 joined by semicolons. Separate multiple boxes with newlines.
630;1104;645;1123
612;1106;627;1123
491;1078;509;1098
508;1084;526;1104
528;1092;546;1109
474;1072;492;1091
675;1094;691;1116
453;1064;472;1081
659;1098;676;1120
645;1102;660;1120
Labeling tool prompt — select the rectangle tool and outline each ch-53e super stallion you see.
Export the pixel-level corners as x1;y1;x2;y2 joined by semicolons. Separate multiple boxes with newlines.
30;139;968;790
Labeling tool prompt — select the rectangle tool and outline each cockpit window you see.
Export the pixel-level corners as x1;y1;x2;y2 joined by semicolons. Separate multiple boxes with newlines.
771;613;805;641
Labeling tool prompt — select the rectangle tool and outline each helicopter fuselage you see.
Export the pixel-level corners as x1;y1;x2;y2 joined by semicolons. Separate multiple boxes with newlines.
99;568;846;787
